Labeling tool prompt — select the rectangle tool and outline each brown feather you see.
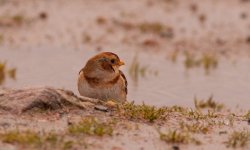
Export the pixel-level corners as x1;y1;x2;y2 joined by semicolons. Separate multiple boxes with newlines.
108;74;120;85
84;75;99;87
101;61;115;72
84;73;121;88
102;52;120;60
119;70;127;94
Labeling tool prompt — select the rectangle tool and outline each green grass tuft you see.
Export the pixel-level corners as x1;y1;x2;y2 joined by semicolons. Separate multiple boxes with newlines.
68;117;113;136
117;102;166;122
1;130;41;146
0;130;74;149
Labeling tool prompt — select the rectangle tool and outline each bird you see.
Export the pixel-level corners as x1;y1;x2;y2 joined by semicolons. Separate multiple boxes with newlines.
77;52;127;103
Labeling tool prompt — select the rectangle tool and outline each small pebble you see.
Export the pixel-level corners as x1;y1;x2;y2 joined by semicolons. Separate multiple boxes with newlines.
67;120;73;126
240;12;247;19
246;36;250;43
94;105;108;112
96;46;102;52
160;31;174;39
172;145;180;150
39;12;47;19
219;131;227;135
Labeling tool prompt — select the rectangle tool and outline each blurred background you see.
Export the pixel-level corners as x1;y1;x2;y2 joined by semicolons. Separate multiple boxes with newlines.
0;0;250;109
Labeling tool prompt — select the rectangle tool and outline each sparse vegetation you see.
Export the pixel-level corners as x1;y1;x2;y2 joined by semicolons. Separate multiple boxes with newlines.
12;15;24;25
142;39;159;47
186;109;218;120
163;104;220;121
179;121;210;134
0;12;45;27
202;53;218;72
0;92;247;149
63;140;74;150
112;19;173;37
0;14;26;26
1;130;42;145
168;50;179;63
160;130;201;145
244;110;250;119
68;117;113;136
0;63;5;84
183;51;198;68
82;33;92;43
225;130;250;148
138;22;173;38
8;68;16;79
0;61;16;85
0;130;79;149
183;51;218;74
165;105;187;113
128;55;158;85
117;102;166;122
194;96;224;111
129;55;148;84
0;34;3;43
138;22;165;34
96;16;107;25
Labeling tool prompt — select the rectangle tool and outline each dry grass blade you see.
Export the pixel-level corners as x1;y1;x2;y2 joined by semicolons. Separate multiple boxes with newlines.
225;130;250;148
159;130;201;145
194;96;224;111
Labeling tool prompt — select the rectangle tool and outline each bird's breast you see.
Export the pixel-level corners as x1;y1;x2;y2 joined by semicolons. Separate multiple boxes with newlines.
78;72;126;102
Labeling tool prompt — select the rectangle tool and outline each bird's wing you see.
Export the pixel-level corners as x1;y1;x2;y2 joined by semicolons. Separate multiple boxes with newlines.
119;70;127;94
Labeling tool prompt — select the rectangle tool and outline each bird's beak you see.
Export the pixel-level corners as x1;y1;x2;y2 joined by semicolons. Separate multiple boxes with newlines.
118;61;125;66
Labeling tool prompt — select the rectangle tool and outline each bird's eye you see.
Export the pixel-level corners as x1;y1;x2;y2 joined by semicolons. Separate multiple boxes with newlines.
111;59;115;64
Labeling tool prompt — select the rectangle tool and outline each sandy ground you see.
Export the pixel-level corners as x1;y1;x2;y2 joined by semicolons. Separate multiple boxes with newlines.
0;87;249;150
0;0;250;150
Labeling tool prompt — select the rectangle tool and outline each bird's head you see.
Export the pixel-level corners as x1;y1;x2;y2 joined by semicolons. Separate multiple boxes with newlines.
83;52;125;79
